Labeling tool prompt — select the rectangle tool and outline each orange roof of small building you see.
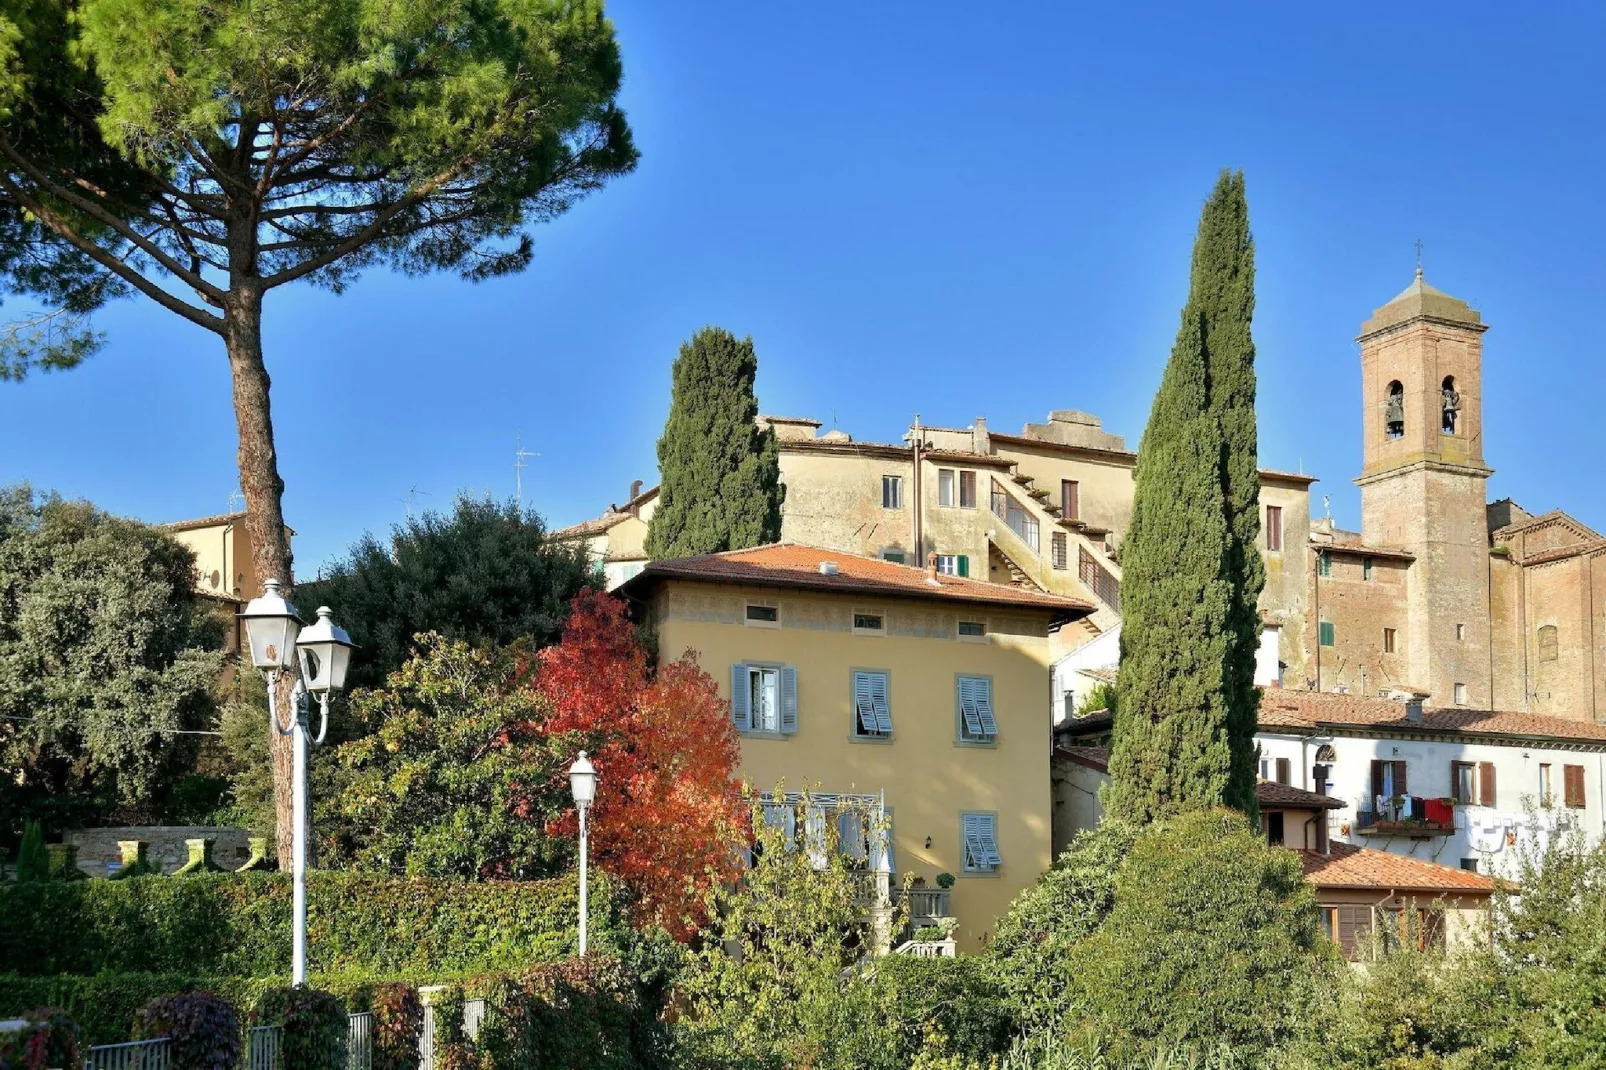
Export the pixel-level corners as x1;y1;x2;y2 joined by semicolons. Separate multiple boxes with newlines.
161;511;296;536
552;511;636;540
622;543;1093;620
1300;841;1496;895
1258;689;1606;745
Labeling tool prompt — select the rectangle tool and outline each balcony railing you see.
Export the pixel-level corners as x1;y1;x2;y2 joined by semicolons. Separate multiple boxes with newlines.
1079;546;1121;613
991;479;1040;552
1355;810;1455;836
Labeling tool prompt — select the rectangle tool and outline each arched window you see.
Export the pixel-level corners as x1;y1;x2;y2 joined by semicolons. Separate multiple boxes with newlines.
1316;744;1337;763
1385;381;1405;439
1441;376;1460;434
1538;625;1559;662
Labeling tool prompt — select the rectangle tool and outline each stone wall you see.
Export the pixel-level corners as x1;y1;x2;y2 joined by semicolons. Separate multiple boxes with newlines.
65;826;255;877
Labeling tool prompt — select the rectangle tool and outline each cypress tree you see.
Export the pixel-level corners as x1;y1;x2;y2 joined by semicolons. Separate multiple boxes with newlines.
645;327;784;559
1107;171;1262;822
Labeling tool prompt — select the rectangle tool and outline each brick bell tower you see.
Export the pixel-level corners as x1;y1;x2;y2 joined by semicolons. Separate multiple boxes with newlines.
1355;267;1492;708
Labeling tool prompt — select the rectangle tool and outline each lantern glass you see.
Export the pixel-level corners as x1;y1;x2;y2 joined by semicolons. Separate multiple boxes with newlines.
240;580;303;671
569;751;598;807
295;606;356;694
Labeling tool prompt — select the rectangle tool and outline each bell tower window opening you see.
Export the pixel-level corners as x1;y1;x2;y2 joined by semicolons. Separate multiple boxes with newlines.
1384;381;1405;440
1441;376;1460;434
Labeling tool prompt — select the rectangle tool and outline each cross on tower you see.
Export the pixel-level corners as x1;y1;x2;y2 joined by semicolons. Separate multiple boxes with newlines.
1414;238;1424;277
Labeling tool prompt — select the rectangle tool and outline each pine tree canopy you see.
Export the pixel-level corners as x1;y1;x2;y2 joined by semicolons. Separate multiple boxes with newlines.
645;327;784;559
1108;170;1262;823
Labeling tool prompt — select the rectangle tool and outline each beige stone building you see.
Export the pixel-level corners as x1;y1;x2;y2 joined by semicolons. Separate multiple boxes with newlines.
1309;271;1604;721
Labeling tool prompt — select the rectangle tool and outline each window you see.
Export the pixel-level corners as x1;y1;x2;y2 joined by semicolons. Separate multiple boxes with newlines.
1565;764;1587;809
1460;858;1480;873
1385;380;1405;439
1324;905;1374;960
1259;757;1271;780
1363;556;1373;581
881;475;903;509
1454;682;1468;705
1319;620;1335;647
1051;532;1068;570
1371;759;1409;803
960;812;1001;873
1455;623;1466;642
959;471;977;508
1451;760;1495;806
1061;480;1080;521
1275;757;1292;785
1539;763;1554;808
881;550;906;564
1538;625;1559;662
938;469;955;508
1383;627;1397;654
957;620;986;640
1265;505;1283;551
1441;375;1459;434
745;603;779;628
1317;550;1332;577
956;675;997;743
852;670;892;738
936;554;970;577
730;663;797;735
1265;811;1285;846
852;612;884;635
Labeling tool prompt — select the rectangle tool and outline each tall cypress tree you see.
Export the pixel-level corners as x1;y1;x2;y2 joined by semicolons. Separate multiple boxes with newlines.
1107;171;1262;822
645;327;784;559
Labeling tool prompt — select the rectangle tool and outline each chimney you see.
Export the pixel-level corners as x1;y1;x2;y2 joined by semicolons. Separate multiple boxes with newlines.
972;416;990;454
926;551;939;583
628;480;643;516
818;561;839;576
1404;696;1424;722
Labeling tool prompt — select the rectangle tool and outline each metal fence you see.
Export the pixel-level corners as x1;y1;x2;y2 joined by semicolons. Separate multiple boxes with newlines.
348;1011;373;1070
83;1037;171;1070
247;1025;282;1070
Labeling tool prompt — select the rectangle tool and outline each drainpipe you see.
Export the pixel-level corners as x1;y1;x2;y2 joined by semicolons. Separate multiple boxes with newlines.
910;415;924;562
1313;544;1322;691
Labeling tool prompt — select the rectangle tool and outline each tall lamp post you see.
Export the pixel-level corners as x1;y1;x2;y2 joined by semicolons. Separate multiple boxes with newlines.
568;751;598;956
240;581;355;986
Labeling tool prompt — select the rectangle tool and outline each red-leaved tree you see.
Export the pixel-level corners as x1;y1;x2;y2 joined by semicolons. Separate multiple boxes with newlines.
534;590;745;938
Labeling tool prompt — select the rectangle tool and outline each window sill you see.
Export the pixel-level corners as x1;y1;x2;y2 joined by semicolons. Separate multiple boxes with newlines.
959;868;1001;879
954;738;998;750
739;730;790;740
849;733;895;745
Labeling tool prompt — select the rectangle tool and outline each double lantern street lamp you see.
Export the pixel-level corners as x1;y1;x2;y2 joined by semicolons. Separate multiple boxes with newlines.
568;751;599;957
239;580;355;987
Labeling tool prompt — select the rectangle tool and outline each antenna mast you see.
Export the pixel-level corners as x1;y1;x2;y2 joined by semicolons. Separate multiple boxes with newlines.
515;433;541;510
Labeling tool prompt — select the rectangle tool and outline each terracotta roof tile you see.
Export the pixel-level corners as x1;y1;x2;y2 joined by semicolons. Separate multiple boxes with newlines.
161;511;248;532
1257;780;1347;810
1300;841;1495;895
1053;744;1109;772
552;512;633;540
1258;689;1606;745
623;543;1093;618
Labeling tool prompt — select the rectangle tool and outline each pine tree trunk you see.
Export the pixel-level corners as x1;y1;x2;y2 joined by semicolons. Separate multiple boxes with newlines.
224;282;297;870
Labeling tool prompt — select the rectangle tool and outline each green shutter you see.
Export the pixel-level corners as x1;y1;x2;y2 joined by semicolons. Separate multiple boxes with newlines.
957;555;969;577
1319;621;1335;647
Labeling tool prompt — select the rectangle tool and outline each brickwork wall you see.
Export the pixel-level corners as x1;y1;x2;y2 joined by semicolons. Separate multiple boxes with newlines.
1307;552;1411;695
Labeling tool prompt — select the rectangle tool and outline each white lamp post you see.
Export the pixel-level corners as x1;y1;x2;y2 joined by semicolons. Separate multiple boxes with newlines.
568;751;599;956
240;583;355;986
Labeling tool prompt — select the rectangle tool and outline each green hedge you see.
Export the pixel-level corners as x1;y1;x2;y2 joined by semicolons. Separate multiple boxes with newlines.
0;871;619;977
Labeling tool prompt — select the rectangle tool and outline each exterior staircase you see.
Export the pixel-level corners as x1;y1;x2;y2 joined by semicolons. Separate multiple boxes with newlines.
986;470;1123;632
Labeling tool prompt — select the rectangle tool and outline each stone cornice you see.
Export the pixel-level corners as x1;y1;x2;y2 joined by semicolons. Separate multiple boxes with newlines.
1354;458;1495;487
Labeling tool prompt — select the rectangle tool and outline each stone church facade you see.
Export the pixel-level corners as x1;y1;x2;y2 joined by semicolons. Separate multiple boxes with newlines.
1308;270;1603;722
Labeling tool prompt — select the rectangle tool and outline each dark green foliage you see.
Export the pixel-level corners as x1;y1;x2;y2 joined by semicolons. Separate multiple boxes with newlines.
644;327;784;559
0;1007;81;1069
0;871;624;977
132;991;240;1070
254;987;349;1070
1057;810;1332;1060
870;955;1015;1065
988;821;1137;1034
297;497;598;694
362;983;423;1070
14;820;48;881
0;485;224;832
476;956;671;1070
1109;173;1260;823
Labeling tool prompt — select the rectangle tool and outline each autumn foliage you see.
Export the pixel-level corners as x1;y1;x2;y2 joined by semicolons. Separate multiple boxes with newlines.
534;590;745;938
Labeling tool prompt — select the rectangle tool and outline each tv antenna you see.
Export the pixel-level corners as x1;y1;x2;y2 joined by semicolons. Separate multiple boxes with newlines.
228;489;245;512
402;486;431;521
515;434;541;510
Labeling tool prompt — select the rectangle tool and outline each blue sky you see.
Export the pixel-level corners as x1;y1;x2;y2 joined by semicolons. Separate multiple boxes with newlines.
2;2;1602;572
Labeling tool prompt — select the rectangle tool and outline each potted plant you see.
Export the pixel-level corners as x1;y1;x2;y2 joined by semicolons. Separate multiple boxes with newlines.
935;872;955;889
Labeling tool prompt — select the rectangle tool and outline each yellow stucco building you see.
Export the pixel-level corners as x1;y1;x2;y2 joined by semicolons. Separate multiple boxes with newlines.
619;543;1092;951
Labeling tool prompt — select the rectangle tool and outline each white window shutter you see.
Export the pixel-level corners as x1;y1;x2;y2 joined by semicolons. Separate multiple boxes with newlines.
730;664;751;731
780;666;799;734
871;672;892;734
870;808;895;874
854;672;875;735
804;804;827;868
838;809;867;863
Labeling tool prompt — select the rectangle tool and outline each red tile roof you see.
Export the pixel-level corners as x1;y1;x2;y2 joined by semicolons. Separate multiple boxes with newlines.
1258;689;1606;745
623;543;1094;619
1053;744;1110;772
161;510;248;531
1300;841;1496;895
552;511;635;540
1052;744;1345;810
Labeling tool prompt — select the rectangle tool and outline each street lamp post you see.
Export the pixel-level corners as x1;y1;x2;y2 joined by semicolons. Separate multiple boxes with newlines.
568;751;598;956
240;582;354;986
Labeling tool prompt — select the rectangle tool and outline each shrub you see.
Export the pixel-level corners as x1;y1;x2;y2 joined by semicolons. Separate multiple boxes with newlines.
365;983;424;1070
478;956;669;1070
0;1007;80;1069
1057;810;1335;1060
872;955;1014;1066
13;822;47;882
133;991;241;1070
254;986;349;1070
0;870;625;977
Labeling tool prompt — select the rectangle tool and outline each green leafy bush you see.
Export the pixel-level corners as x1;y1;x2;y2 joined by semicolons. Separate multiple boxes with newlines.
133;991;240;1070
477;956;670;1070
871;955;1014;1066
0;871;622;977
364;983;423;1070
13;821;47;882
0;1007;80;1069
254;987;349;1070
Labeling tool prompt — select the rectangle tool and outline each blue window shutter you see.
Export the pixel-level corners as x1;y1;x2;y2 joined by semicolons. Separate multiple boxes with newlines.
957;554;969;577
853;671;875;735
975;678;997;738
780;666;799;734
730;664;751;731
871;672;892;734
